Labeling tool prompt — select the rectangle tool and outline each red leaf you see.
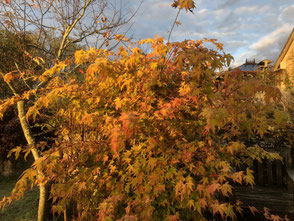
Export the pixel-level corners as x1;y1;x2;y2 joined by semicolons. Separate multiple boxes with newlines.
78;69;84;74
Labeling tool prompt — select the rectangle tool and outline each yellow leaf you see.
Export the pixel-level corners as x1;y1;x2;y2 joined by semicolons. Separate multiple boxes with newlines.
7;146;22;160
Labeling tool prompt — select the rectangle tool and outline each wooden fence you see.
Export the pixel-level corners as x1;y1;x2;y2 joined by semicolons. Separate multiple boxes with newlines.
285;147;294;197
251;147;294;199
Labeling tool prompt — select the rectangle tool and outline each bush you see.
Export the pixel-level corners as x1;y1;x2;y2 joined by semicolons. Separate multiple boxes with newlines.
4;37;281;220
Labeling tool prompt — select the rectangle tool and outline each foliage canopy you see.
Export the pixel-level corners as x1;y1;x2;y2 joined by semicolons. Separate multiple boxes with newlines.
0;0;287;220
1;36;284;220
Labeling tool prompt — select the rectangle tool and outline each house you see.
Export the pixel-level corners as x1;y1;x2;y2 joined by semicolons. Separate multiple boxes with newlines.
274;28;294;83
236;59;259;72
234;58;272;73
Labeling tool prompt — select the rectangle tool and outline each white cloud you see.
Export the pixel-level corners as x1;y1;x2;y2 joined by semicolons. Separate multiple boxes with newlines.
235;5;272;14
198;9;208;14
230;24;293;66
280;5;294;21
250;24;292;51
229;23;293;67
218;0;248;9
214;8;231;21
131;0;294;66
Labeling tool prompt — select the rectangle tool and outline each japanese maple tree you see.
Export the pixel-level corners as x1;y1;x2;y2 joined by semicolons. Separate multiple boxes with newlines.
0;0;286;220
1;36;282;220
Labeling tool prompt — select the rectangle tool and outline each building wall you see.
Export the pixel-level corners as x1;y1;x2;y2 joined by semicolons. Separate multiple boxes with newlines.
280;41;294;83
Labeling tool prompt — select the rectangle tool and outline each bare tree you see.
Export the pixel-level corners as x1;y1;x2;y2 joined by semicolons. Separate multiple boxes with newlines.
0;0;141;61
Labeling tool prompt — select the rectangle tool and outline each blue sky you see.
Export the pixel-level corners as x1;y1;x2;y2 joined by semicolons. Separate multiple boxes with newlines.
130;0;294;67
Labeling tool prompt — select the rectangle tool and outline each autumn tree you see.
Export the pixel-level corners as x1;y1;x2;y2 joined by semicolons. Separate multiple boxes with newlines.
0;35;285;221
0;1;141;220
0;0;286;220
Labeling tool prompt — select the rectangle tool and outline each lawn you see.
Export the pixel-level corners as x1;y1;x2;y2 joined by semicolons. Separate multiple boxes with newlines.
0;175;38;221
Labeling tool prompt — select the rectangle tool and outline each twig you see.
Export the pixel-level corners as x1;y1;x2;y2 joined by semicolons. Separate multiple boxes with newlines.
167;9;181;43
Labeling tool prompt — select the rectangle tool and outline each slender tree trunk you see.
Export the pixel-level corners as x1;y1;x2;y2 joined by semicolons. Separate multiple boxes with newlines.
17;100;48;221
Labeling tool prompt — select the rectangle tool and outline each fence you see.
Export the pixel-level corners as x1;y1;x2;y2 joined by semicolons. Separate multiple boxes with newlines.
251;147;294;199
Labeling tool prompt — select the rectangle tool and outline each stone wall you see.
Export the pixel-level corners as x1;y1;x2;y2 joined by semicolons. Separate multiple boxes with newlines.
280;41;294;83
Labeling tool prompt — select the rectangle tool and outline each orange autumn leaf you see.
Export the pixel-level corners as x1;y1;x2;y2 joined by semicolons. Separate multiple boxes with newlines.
3;72;13;83
110;127;124;153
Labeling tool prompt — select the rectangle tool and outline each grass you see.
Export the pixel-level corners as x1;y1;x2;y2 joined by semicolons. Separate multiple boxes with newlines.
0;175;38;221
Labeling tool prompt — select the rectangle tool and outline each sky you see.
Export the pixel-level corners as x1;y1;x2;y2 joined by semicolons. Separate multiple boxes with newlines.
129;0;294;67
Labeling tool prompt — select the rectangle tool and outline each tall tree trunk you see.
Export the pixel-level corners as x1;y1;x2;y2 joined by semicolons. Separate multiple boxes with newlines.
17;100;48;221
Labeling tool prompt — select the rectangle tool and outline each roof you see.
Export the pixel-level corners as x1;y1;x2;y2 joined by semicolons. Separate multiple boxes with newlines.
237;63;259;72
235;59;259;72
234;59;272;72
274;28;294;71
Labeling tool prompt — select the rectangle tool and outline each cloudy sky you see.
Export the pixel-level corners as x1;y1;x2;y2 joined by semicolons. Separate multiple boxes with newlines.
129;0;294;67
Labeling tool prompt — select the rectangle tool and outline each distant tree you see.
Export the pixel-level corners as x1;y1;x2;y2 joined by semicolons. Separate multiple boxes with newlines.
0;0;141;61
0;30;42;159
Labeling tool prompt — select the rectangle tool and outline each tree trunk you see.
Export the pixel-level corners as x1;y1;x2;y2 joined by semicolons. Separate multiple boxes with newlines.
17;100;48;221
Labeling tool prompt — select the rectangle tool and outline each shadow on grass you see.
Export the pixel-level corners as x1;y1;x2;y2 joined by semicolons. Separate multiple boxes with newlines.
0;175;65;221
0;175;38;221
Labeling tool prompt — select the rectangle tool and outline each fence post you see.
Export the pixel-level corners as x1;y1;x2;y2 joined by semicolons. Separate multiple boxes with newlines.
266;159;273;185
276;160;283;187
285;147;292;169
257;161;264;186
